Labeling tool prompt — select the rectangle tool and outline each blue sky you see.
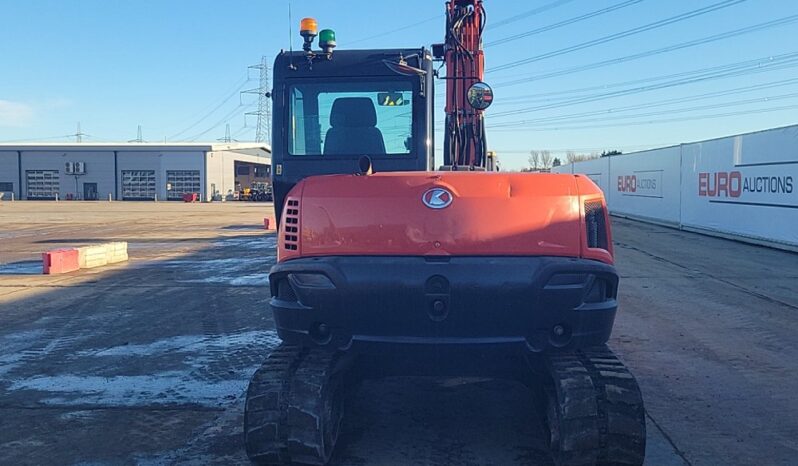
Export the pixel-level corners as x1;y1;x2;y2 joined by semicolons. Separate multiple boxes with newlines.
1;0;797;169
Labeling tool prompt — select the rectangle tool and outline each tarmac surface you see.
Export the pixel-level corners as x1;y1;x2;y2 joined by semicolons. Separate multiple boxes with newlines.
0;201;796;465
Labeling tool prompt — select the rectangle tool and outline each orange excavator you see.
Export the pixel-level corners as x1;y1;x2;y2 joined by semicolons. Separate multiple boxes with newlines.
244;2;646;464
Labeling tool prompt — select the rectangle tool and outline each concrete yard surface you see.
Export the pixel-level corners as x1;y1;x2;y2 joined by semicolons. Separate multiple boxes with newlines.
0;202;796;465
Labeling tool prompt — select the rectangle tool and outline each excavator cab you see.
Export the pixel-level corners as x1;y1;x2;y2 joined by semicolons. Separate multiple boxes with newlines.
271;48;435;223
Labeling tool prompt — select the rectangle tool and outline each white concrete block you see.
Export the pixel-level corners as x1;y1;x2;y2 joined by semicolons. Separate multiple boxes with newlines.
76;242;128;269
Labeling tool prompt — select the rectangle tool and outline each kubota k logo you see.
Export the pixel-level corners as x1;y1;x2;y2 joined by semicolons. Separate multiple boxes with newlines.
422;188;453;209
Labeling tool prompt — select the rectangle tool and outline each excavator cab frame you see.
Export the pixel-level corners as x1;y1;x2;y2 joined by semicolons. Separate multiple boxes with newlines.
270;49;435;224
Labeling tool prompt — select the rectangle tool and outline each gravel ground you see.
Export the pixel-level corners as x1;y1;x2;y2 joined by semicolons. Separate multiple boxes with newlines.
2;201;795;465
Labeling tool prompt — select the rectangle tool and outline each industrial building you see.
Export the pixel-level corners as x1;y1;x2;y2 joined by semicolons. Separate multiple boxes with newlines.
0;143;270;201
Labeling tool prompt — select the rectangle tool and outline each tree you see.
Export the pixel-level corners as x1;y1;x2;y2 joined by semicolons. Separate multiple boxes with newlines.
566;151;577;164
540;150;553;169
566;150;601;163
552;157;562;167
528;150;540;170
601;150;623;157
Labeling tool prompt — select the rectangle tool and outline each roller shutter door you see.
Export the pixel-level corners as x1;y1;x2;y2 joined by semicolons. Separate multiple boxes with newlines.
26;170;60;200
121;170;156;200
166;170;201;200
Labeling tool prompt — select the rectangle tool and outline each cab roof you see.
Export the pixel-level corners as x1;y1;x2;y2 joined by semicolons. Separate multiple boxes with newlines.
273;48;430;79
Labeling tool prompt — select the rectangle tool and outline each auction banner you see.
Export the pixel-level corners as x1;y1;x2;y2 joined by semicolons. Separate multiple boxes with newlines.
608;146;682;225
680;125;798;247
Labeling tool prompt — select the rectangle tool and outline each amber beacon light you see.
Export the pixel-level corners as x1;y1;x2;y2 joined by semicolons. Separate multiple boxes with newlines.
300;17;318;52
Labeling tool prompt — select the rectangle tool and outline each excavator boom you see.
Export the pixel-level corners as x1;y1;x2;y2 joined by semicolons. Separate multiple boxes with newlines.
440;0;490;168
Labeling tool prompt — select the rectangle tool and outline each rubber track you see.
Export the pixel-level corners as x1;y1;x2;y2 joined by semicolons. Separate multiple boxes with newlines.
287;350;344;465
244;344;304;465
545;351;600;466
545;345;646;466
580;346;646;466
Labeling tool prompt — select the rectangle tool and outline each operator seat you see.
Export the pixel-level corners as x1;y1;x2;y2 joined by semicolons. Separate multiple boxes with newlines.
324;97;386;155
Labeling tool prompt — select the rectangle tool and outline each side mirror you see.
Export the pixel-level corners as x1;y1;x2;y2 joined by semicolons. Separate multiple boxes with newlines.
467;82;493;110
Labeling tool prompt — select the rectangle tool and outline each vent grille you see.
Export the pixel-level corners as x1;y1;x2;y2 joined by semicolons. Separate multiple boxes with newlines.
284;199;299;251
584;201;608;250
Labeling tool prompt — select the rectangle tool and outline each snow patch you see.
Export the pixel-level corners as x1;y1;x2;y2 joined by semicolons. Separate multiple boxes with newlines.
212;236;277;250
0;329;48;345
0;330;84;377
228;273;271;286
13;373;251;407
133;235;277;286
59;410;98;421
7;330;283;407
162;257;274;286
160;257;262;267
0;352;25;377
79;330;280;358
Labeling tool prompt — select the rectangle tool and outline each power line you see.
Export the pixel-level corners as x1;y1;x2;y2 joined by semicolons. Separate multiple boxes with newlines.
492;143;678;154
487;0;644;47
491;88;798;129
168;76;250;140
488;54;798;118
231;124;252;140
81;134;115;142
0;134;75;143
166;74;247;130
349;14;441;45
492;51;798;104
489;0;747;73
488;0;578;30
490;14;798;86
490;102;798;132
186;106;246;141
348;0;576;47
186;103;255;141
489;77;798;128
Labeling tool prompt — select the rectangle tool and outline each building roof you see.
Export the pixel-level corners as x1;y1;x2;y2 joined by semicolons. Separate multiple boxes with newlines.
0;142;271;153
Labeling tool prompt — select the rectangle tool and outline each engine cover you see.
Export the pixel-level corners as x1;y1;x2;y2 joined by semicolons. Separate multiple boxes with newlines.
277;172;611;264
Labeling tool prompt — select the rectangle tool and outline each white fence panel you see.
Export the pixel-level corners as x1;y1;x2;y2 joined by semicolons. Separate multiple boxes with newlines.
608;146;682;225
574;158;610;195
542;125;797;249
680;126;798;247
551;159;610;194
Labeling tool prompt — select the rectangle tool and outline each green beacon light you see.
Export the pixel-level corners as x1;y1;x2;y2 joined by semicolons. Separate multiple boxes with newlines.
319;29;336;54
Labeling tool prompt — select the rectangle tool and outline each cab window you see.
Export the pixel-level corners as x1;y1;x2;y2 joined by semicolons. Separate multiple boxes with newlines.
288;80;413;156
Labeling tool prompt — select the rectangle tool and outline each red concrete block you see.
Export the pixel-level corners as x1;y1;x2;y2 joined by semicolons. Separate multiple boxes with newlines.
264;216;276;230
42;248;80;275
